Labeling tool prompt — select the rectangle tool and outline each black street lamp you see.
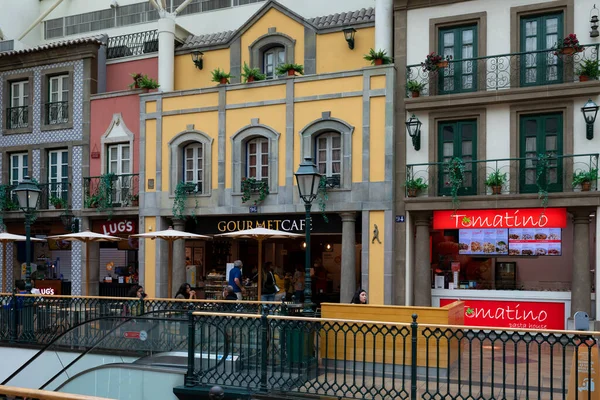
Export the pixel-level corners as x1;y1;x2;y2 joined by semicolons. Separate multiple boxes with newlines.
294;157;322;314
582;99;599;140
13;176;40;289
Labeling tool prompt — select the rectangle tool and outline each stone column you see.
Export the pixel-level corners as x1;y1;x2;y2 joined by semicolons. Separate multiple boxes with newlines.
340;212;357;303
157;15;176;92
413;212;431;306
572;210;592;318
172;218;186;296
375;0;393;55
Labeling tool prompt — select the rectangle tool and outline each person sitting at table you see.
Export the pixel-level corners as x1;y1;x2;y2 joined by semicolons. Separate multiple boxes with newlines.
127;284;146;299
222;285;238;301
175;283;197;300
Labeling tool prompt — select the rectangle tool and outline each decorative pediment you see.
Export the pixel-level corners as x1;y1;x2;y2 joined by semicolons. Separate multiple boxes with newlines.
103;113;133;142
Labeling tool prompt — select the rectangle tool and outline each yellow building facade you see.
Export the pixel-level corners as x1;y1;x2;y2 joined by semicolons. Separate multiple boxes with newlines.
139;1;395;305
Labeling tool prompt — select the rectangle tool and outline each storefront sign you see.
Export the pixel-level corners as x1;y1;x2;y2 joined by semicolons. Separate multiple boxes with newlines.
94;219;137;236
440;298;565;330
433;208;567;230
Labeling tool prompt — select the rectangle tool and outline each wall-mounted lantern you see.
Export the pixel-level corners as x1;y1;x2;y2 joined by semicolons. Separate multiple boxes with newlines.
405;114;422;151
582;99;599;140
591;5;599;38
342;28;356;50
191;50;204;70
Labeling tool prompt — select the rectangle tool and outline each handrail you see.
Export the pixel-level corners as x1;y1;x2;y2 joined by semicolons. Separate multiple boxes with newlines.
406;153;600;168
0;385;114;400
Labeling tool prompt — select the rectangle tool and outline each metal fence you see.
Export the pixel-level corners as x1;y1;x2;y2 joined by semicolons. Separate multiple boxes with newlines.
106;30;158;59
181;312;600;400
83;173;140;209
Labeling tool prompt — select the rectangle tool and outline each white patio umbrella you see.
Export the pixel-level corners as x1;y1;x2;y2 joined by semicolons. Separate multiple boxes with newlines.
215;227;303;299
0;232;45;292
131;227;211;298
47;229;124;295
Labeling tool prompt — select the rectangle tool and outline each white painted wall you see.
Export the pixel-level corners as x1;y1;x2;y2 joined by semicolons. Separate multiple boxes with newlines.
0;0;42;47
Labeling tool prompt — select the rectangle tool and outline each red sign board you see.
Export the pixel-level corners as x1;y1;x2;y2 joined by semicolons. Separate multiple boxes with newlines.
123;331;140;339
93;219;137;236
440;298;565;330
433;208;567;230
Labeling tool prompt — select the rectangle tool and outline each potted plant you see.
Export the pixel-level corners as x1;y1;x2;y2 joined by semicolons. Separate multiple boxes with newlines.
485;170;507;195
407;80;426;98
129;73;159;90
211;68;232;84
363;48;393;66
576;59;600;82
405;177;428;197
421;52;452;72
241;177;269;205
275;63;304;77
553;33;585;55
573;168;598;191
241;62;266;83
130;194;139;207
49;196;67;209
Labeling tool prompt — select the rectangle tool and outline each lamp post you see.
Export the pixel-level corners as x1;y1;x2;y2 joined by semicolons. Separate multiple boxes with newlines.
294;157;322;314
13;176;40;289
582;99;599;140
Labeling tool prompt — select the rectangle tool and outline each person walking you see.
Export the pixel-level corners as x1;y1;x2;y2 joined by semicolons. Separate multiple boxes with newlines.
293;265;305;303
261;262;277;302
228;260;245;300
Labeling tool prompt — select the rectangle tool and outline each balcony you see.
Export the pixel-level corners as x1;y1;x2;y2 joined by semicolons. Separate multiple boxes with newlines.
406;44;599;98
406;153;599;199
107;30;158;60
0;182;71;211
6;106;28;129
45;101;69;125
321;175;341;189
84;174;139;209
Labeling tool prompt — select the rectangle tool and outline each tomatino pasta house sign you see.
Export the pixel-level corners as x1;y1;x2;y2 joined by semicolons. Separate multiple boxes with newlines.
440;299;565;330
433;208;567;230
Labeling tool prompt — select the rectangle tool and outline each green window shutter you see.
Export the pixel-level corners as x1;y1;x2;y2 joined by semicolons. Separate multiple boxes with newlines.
438;25;478;94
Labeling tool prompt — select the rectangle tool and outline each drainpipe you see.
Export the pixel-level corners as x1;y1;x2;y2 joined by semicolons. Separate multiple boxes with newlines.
375;0;393;55
158;15;176;92
18;0;64;41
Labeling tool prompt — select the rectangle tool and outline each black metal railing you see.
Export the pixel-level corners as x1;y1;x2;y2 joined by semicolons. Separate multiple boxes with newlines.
322;175;341;189
44;101;69;125
84;173;139;209
406;44;600;97
38;182;70;210
6;106;28;129
180;312;600;400
406;153;599;198
107;30;158;59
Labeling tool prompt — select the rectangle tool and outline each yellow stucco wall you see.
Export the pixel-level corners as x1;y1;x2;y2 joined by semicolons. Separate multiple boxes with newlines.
227;85;286;105
240;8;305;69
370;75;386;90
224;104;287;188
163;93;219;112
145;120;157;191
144;217;156;298
370;97;385;182
294;98;363;183
316;27;375;74
368;211;385;305
145;101;157;113
294;76;363;98
161;112;220;190
174;49;231;91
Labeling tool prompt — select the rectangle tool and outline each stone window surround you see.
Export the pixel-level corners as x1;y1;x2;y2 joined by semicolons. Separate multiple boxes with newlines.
3;149;32;185
509;100;574;193
249;31;296;73
169;129;214;196
2;71;34;135
427;108;487;196
231;123;280;195
299;115;354;191
40;65;75;132
100;113;135;175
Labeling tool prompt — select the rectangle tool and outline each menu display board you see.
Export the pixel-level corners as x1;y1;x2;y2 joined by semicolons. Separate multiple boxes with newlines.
508;228;562;256
459;229;509;256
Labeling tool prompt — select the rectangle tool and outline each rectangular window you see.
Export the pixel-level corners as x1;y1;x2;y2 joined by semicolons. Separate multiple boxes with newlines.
520;13;563;86
47;75;69;125
44;18;64;39
519;113;563;193
438;120;477;196
316;133;342;187
48;150;69;203
184;144;204;193
247;138;269;180
65;9;115;36
7;81;29;129
438;25;477;94
10;153;28;186
263;47;285;78
108;144;131;204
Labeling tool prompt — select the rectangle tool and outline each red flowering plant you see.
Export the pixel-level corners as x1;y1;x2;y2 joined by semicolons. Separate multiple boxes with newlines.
553;33;585;55
421;52;452;72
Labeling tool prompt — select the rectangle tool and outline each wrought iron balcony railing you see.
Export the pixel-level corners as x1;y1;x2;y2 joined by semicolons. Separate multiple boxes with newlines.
44;101;69;125
107;30;158;59
0;182;71;211
84;173;140;209
406;44;600;97
321;175;341;189
406;153;599;198
6;106;29;129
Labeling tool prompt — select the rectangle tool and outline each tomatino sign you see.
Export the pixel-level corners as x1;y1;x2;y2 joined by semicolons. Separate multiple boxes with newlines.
440;299;565;330
433;208;567;230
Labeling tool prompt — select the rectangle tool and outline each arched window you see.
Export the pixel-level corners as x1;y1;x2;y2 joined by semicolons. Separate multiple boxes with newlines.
315;132;341;187
247;137;269;180
263;46;285;78
183;142;204;193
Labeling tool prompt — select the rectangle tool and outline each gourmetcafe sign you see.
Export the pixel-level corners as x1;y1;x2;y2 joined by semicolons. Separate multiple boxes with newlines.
433;208;567;230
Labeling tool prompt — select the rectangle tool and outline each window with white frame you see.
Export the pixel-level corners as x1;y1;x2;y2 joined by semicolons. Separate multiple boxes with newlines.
263;46;285;78
10;153;28;186
8;81;29;129
316;132;341;187
247;137;269;180
183;143;204;193
48;150;69;202
108;144;131;204
47;75;69;125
